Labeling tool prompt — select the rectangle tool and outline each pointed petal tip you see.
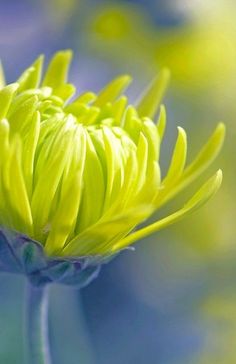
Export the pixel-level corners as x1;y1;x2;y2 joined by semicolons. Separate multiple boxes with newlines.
94;74;132;107
159;104;166;113
34;54;45;63
185;168;223;211
113;74;133;89
215;168;223;186
177;126;186;135
216;122;226;137
54;49;73;63
159;67;171;81
112;74;132;87
119;74;132;81
136;68;170;119
212;123;226;144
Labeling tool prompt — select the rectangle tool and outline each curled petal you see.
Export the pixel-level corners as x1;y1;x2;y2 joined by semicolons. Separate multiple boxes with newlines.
111;170;223;252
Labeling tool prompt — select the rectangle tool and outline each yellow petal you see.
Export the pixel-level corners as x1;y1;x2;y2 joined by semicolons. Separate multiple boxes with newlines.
136;68;170;119
112;170;222;252
94;75;131;107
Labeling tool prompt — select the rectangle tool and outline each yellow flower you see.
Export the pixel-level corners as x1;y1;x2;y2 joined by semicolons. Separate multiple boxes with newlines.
0;51;225;257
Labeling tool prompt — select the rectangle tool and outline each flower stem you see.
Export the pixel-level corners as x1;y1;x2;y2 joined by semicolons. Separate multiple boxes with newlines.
25;282;51;364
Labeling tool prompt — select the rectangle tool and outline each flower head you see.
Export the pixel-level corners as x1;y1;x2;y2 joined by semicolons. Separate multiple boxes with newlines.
0;51;224;263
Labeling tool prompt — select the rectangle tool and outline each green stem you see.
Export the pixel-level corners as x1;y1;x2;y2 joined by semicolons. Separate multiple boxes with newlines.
25;282;51;364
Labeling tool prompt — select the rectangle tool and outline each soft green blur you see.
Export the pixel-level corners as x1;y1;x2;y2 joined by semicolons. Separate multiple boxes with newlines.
84;0;236;93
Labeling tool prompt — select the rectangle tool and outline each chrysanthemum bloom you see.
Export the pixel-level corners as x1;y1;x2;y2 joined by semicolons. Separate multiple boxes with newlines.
0;50;225;285
0;51;224;364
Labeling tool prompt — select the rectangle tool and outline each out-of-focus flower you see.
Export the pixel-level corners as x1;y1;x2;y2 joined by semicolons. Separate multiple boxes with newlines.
85;1;236;92
0;51;224;285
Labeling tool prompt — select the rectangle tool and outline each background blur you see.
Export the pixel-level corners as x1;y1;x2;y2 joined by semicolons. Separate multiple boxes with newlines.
0;0;236;363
